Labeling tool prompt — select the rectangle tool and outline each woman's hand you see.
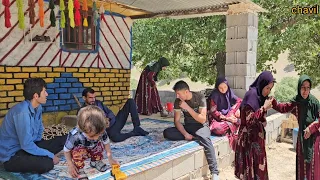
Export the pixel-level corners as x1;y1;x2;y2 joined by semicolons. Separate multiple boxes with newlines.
235;109;240;118
304;127;311;139
226;116;238;123
263;98;273;110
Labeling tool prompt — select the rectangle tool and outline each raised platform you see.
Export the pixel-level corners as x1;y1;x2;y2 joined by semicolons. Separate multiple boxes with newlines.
0;113;287;180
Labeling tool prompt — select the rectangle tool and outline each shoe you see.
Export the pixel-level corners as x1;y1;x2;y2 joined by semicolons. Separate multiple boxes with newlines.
44;36;51;42
111;164;127;180
90;160;108;172
160;110;168;117
133;126;149;136
77;168;89;180
167;112;174;118
31;35;44;42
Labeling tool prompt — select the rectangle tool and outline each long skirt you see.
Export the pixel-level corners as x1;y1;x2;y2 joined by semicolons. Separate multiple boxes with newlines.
134;69;163;115
296;131;320;180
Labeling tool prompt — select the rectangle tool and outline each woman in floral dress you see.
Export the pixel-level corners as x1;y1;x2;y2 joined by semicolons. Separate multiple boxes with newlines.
272;75;320;180
134;57;170;116
235;71;275;180
208;76;242;150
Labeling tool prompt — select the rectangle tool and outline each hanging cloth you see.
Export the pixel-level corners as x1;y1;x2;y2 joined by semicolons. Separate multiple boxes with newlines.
49;0;55;26
28;0;35;26
38;0;44;27
2;0;11;28
60;0;65;28
82;0;88;27
99;4;105;21
74;0;80;26
92;0;98;26
17;0;25;29
68;0;75;28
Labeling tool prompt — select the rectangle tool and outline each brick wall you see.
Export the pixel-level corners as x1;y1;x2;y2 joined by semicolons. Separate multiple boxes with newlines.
0;66;131;125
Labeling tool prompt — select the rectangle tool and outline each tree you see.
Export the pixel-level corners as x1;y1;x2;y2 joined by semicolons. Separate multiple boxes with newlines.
132;0;320;85
132;16;226;84
274;77;298;102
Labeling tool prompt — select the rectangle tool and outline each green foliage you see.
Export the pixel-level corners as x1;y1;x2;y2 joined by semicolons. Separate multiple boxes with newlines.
274;77;298;102
132;16;225;85
253;0;320;85
130;79;138;90
132;0;320;85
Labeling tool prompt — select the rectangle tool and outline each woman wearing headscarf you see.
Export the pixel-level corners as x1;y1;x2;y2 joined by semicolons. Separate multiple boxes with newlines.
234;71;275;180
208;76;242;150
135;57;170;116
271;75;320;180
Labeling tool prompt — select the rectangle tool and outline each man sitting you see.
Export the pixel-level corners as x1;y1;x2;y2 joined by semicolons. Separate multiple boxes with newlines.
81;87;149;142
163;80;219;180
0;78;67;173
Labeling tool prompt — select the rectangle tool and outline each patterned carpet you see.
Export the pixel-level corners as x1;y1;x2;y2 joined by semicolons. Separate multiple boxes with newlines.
0;118;190;180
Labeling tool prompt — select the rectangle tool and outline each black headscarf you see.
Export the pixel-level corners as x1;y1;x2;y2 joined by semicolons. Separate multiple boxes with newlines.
146;57;170;81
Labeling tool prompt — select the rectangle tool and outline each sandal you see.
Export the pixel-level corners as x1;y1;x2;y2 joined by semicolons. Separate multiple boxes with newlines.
44;36;51;42
90;160;108;172
111;164;127;180
31;35;44;42
77;169;88;180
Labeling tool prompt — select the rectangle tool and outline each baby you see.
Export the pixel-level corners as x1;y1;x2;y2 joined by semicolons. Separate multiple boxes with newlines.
64;105;119;179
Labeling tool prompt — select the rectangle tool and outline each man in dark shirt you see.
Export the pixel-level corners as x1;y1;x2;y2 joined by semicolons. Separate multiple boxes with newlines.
163;80;219;180
81;88;148;142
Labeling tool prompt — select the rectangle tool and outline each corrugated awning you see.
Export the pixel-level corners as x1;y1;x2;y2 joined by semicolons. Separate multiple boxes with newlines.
82;0;265;19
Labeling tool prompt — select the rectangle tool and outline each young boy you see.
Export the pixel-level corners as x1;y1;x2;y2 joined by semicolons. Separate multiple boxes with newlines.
163;80;219;180
64;105;119;179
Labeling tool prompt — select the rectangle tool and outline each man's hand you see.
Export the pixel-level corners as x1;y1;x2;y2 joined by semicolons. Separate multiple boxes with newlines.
67;162;78;178
53;155;60;165
179;100;190;111
184;133;193;141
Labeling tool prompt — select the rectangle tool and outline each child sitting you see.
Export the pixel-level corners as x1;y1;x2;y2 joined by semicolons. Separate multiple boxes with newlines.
64;105;119;180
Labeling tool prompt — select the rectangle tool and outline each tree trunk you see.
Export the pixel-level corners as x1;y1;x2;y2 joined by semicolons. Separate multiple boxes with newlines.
215;51;226;77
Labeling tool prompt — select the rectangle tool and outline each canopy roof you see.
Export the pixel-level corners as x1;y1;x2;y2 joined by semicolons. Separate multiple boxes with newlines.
84;0;265;18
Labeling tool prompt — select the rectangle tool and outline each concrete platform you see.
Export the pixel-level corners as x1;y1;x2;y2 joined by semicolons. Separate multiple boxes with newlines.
59;112;287;180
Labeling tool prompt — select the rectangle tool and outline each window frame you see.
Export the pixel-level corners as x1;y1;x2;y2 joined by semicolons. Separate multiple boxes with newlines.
60;8;100;53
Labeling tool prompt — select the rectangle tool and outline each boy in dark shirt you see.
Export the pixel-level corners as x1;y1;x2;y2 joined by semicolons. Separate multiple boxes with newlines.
163;80;219;180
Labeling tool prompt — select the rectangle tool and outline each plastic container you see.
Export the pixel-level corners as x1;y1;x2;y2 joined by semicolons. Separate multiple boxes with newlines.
293;128;299;150
166;102;174;112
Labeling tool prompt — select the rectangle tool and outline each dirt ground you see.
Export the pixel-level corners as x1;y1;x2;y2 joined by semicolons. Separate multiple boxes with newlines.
219;142;296;180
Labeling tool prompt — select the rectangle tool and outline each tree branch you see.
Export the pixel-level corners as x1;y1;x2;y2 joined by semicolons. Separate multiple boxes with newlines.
269;16;297;33
188;44;207;56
